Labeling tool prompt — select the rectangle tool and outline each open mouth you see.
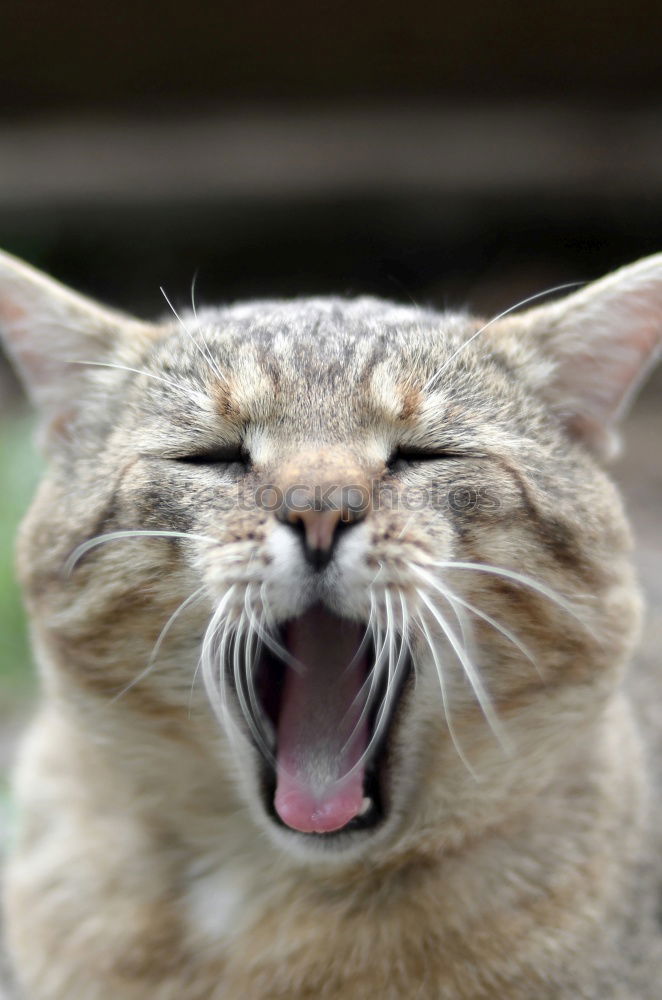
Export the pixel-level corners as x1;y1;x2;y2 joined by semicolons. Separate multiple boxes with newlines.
236;603;411;837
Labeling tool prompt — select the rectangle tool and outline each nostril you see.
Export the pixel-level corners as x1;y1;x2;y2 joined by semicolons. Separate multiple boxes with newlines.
303;543;335;570
276;505;365;569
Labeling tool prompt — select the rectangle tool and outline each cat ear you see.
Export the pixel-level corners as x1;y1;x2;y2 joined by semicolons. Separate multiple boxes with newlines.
513;253;662;459
0;249;149;438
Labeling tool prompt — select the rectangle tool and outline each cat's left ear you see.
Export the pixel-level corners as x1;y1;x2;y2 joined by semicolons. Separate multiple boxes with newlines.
511;253;662;459
0;249;151;439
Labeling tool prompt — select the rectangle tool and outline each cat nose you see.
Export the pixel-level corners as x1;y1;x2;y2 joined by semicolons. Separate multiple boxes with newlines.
273;448;373;568
279;508;341;568
276;489;369;569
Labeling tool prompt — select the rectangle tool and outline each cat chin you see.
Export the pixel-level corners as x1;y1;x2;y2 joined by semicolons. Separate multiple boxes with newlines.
255;807;404;865
249;750;416;866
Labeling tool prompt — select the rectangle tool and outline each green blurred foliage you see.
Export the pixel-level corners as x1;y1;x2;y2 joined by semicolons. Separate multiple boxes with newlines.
0;411;39;706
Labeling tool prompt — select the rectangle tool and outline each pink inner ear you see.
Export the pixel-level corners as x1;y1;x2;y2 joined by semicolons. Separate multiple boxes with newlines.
519;259;662;457
596;310;659;416
630;312;659;363
0;299;26;325
3;336;60;398
0;300;52;397
555;334;656;454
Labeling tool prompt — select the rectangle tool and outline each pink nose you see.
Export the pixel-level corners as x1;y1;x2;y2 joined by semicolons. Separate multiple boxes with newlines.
286;507;342;552
276;501;367;568
273;448;373;567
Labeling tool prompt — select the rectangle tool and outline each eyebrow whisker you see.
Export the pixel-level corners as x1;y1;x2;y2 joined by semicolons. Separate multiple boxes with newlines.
424;281;584;392
160;284;229;386
66;359;184;392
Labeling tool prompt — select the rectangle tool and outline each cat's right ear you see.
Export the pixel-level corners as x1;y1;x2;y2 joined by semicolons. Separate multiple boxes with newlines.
0;249;150;440
503;253;662;459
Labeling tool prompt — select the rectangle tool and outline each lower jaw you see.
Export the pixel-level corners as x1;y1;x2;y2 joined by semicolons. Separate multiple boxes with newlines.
260;761;386;839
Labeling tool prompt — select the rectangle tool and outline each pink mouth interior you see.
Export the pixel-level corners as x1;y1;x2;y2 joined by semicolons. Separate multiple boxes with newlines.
273;605;368;834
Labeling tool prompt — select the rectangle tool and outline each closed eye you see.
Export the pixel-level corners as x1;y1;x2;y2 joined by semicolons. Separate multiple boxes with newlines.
387;448;461;467
175;445;250;466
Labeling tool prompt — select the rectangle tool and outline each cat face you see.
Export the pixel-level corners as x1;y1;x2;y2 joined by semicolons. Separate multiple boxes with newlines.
0;252;659;861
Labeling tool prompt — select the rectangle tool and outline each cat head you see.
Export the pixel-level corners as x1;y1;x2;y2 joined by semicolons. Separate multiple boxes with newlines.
1;250;659;860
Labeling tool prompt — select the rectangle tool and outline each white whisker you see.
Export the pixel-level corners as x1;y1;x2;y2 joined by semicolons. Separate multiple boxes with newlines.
149;585;208;667
66;529;217;574
66;359;184;392
417;587;512;754
424;281;584;392
232;613;273;761
415;601;477;778
413;564;539;675
337;593;387;762
425;568;473;655
343;589;410;777
160;285;228;386
243;588;275;756
431;559;596;637
369;589;409;754
397;513;418;540
200;585;237;726
190;269;200;323
109;584;208;707
340;620;374;679
253;582;303;674
188;656;204;718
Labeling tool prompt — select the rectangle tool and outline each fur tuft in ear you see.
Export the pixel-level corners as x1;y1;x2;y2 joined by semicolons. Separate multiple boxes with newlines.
510;253;662;459
0;249;152;440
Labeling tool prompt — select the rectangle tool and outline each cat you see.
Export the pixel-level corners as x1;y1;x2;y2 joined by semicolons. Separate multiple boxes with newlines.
0;247;661;999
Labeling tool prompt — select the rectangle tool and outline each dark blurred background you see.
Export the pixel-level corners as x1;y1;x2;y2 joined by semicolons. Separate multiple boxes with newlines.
0;0;661;796
0;0;661;336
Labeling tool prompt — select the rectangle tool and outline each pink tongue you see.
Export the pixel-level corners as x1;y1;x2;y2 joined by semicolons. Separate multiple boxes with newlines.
274;606;368;834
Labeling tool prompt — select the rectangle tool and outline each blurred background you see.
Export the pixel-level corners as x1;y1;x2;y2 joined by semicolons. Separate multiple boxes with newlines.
0;0;661;820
